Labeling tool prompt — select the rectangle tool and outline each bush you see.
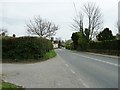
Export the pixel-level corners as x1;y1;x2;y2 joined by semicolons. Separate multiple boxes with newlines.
88;40;120;55
88;40;120;50
77;37;88;51
65;43;74;50
2;37;53;61
0;38;2;59
77;32;88;51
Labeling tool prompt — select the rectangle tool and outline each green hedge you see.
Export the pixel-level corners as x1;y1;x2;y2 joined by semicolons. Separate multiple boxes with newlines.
88;40;120;50
2;37;53;61
0;38;2;59
65;43;74;50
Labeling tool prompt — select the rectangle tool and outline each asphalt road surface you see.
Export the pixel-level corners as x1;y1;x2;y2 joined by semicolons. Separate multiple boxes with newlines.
56;49;119;88
2;54;85;88
2;49;119;88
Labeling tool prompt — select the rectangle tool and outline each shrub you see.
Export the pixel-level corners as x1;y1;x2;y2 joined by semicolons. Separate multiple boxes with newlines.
2;37;53;61
65;43;74;50
88;40;120;56
88;40;120;50
77;32;88;51
0;38;2;59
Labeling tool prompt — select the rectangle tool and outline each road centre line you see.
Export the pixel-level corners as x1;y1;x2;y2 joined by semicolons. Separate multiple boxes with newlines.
73;53;118;67
70;69;75;74
65;64;69;67
57;52;89;88
69;66;89;88
78;78;89;88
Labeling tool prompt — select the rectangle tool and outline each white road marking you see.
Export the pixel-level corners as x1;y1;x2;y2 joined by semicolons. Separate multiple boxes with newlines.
58;52;89;88
78;78;89;88
65;64;69;67
70;69;75;74
73;53;118;67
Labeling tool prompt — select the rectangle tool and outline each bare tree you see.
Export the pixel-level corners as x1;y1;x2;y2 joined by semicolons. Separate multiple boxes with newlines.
72;12;84;34
26;16;58;38
83;2;103;40
71;2;103;40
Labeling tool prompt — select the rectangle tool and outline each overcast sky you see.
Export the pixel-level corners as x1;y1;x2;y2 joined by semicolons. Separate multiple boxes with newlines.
0;0;119;40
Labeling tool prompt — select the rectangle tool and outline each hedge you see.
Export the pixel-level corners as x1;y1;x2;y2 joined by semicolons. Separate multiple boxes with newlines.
88;40;120;56
0;38;2;59
88;40;120;52
2;37;53;61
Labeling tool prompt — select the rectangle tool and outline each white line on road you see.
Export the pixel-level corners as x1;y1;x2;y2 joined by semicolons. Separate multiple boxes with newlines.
73;53;118;67
58;53;89;88
65;64;69;67
70;69;75;74
78;78;89;88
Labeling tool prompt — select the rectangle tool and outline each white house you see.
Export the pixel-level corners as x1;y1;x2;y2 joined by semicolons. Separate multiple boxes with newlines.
52;41;59;49
53;43;58;49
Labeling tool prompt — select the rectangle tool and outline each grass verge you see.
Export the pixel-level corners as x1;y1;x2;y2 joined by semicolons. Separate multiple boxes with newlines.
0;81;25;90
43;50;57;60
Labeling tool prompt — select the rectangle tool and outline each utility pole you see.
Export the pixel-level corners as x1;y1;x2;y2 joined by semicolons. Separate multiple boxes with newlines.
118;1;120;33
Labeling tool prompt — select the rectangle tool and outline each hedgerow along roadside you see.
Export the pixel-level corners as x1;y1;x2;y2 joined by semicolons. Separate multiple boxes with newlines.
2;36;56;63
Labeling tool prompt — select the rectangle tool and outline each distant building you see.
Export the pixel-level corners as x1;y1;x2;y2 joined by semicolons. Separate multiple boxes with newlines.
52;41;59;49
53;43;58;49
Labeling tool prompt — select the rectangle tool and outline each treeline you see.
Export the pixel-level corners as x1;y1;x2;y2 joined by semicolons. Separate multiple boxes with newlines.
2;37;53;62
65;28;120;56
65;2;120;56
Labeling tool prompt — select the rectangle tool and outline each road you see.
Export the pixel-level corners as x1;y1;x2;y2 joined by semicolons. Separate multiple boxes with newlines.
56;49;118;88
2;54;85;88
2;49;119;88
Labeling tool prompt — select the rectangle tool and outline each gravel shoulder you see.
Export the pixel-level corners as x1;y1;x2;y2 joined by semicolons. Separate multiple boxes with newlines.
2;55;85;88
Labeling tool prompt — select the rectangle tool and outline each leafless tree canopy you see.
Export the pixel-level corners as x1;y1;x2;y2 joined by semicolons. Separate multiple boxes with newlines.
26;16;58;38
72;2;103;40
83;2;103;40
72;12;84;33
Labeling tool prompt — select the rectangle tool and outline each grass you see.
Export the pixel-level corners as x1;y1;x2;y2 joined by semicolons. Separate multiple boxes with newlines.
0;81;25;90
43;50;57;60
